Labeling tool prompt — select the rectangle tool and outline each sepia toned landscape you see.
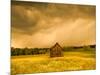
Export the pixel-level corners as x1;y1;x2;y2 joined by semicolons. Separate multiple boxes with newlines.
11;1;96;75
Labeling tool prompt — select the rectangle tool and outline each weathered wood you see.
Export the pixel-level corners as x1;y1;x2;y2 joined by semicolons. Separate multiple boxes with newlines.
50;42;63;57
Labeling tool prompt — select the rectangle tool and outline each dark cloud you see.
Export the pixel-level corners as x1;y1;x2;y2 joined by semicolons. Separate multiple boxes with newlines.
11;1;96;48
12;1;95;34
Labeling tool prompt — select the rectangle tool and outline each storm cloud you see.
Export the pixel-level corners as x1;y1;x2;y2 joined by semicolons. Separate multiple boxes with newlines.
11;1;96;48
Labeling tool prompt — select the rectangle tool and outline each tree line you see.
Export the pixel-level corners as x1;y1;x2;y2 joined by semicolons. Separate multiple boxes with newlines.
11;45;95;56
11;47;49;56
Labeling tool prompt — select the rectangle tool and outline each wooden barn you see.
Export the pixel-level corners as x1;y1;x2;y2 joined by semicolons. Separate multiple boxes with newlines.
50;42;63;57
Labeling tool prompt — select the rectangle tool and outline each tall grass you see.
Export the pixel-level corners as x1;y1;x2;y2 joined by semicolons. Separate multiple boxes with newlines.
11;51;96;75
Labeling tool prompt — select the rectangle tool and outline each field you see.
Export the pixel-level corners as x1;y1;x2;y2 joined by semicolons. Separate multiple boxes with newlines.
11;50;96;75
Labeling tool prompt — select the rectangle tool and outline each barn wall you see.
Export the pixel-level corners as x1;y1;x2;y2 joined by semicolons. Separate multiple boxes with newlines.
50;44;63;57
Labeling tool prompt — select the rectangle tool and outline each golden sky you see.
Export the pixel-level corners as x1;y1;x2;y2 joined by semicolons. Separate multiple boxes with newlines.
11;1;96;48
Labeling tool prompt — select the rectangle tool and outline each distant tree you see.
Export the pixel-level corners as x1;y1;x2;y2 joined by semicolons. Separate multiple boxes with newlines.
90;45;96;48
83;46;91;51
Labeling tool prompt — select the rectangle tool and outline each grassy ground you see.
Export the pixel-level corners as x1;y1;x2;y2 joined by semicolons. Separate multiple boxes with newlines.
11;51;96;75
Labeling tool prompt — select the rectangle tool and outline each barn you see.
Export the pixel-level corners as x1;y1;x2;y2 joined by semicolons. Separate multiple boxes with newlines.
50;42;63;57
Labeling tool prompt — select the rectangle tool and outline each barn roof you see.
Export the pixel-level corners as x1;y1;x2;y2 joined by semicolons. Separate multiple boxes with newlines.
50;42;63;50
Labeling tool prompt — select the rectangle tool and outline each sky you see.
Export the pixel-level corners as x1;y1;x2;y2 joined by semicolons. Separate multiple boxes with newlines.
11;1;96;48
